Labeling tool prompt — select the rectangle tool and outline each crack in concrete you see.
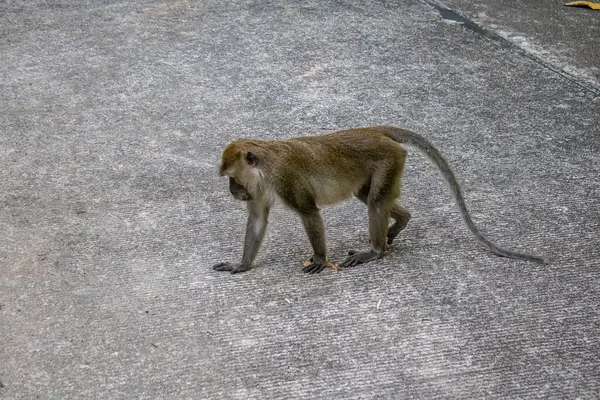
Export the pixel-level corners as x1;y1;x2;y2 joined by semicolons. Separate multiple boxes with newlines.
424;0;600;97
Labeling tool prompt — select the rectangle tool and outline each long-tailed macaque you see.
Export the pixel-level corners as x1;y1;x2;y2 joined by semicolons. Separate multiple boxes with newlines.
212;126;546;274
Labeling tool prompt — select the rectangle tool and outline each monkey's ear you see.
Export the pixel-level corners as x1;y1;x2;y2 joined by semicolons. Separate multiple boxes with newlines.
245;152;259;166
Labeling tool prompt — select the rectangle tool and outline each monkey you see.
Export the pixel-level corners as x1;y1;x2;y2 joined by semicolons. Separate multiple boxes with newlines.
212;126;546;274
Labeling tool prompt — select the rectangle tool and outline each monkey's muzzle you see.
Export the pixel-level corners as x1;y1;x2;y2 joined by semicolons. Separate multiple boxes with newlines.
229;177;252;201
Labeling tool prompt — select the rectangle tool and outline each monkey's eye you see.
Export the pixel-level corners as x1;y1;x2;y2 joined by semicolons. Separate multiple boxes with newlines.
245;152;259;165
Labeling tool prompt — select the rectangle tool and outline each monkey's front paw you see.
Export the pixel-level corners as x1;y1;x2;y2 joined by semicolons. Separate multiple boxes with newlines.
302;259;328;274
212;262;250;274
302;259;342;274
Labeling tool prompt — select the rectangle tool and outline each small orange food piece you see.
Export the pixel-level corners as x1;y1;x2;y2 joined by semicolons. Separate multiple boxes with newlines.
302;260;343;271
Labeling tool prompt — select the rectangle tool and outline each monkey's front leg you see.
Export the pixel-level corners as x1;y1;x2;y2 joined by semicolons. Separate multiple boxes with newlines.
213;200;269;274
299;210;329;274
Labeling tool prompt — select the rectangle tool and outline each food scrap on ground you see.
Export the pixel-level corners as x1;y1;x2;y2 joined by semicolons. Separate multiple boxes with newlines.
302;260;343;271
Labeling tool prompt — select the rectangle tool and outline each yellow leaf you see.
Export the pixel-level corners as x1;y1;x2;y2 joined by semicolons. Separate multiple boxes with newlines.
565;1;600;9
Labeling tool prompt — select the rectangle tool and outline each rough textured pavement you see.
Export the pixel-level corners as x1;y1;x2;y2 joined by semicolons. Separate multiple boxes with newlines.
1;0;599;398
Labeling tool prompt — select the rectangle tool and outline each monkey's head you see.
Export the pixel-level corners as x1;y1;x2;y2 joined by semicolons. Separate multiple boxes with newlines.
219;141;263;202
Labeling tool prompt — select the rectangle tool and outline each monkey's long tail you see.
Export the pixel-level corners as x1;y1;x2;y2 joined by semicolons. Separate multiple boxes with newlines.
382;126;547;264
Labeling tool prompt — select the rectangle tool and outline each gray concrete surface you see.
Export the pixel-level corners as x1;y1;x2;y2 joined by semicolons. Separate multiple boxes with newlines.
1;0;599;398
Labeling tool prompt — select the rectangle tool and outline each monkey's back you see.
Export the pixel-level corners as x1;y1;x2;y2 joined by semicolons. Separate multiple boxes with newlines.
266;128;406;207
286;127;406;173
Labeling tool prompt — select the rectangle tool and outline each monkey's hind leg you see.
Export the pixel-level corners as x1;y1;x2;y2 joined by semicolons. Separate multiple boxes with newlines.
341;201;391;268
387;202;411;245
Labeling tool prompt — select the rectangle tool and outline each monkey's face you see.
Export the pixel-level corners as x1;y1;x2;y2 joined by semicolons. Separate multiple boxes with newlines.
219;142;262;202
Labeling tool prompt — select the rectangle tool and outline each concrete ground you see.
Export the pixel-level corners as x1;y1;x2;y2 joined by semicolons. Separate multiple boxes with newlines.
1;0;599;398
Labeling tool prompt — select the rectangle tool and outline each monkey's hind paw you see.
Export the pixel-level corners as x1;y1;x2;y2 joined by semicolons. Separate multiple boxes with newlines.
340;250;380;268
302;260;342;274
212;262;250;274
